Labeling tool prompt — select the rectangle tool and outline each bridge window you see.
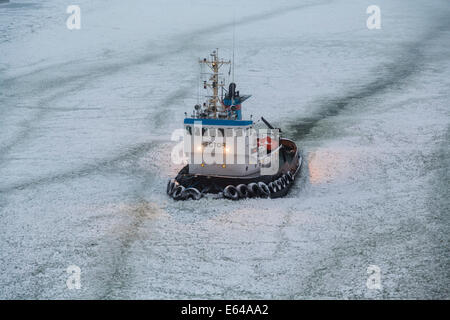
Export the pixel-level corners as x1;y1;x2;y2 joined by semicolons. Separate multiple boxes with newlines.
206;128;216;137
225;129;233;137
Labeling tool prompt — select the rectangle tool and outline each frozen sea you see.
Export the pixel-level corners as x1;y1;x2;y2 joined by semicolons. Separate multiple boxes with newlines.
0;0;449;299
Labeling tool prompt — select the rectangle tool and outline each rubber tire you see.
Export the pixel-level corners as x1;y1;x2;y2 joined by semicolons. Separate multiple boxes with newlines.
223;185;239;200
275;179;283;190
167;179;176;195
282;174;290;185
247;183;260;197
182;187;202;200
280;177;287;188
172;185;186;200
257;182;270;198
268;181;278;193
286;171;294;182
236;184;249;198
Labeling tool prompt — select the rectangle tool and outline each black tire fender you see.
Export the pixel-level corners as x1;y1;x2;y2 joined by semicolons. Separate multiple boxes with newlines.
268;181;278;193
286;171;294;182
236;184;249;198
172;185;186;200
223;185;239;200
166;179;176;195
182;187;202;200
275;179;283;190
247;182;259;197
280;177;286;188
257;182;270;198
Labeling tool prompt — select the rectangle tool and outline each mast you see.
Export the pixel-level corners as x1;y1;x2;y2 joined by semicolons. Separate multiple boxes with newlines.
199;49;230;118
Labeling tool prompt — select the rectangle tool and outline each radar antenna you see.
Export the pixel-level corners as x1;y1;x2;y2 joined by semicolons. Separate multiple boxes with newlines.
199;49;231;118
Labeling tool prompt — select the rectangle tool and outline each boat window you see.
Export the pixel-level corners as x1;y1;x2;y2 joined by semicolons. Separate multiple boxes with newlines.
185;125;192;135
194;127;201;136
218;128;224;137
202;128;207;136
208;128;216;137
235;128;243;137
225;129;233;137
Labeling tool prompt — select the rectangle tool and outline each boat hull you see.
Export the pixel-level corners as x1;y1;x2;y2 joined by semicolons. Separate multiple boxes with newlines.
168;138;302;200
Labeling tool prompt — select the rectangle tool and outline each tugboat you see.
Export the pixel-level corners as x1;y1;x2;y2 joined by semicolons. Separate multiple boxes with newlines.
167;49;302;200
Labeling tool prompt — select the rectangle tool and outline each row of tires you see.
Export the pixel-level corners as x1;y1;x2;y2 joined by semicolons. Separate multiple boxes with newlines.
166;180;203;200
167;171;294;201
222;171;294;200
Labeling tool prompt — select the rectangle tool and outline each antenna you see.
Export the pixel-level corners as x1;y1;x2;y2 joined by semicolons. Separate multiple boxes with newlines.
197;58;200;104
232;14;236;83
